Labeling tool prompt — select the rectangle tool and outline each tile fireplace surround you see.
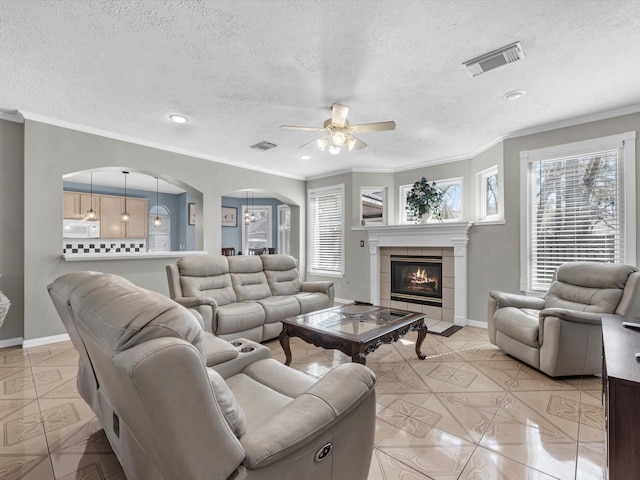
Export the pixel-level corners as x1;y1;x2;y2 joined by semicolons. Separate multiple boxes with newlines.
366;222;473;326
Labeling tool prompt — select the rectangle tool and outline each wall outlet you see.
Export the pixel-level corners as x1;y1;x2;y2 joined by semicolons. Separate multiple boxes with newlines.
360;240;365;247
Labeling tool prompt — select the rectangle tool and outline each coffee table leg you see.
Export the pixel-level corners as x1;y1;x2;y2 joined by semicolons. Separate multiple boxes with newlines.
279;329;292;366
415;324;428;360
351;352;367;365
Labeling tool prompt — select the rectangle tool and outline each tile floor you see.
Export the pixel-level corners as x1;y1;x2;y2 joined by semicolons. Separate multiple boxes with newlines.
0;326;606;480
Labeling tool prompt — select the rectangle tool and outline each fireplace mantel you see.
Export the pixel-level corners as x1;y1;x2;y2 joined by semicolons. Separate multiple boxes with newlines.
365;222;473;325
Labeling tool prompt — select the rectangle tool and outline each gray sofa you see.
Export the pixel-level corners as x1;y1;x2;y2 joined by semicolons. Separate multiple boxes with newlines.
488;262;640;377
48;271;376;480
166;254;334;342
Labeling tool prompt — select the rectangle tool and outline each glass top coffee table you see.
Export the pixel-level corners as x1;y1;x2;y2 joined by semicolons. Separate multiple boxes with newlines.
279;304;427;365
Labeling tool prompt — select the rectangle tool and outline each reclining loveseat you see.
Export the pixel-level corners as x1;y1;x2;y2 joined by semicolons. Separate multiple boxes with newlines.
48;271;376;480
166;254;334;342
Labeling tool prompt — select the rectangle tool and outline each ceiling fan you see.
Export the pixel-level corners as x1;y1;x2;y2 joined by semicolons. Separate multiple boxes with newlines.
280;104;396;155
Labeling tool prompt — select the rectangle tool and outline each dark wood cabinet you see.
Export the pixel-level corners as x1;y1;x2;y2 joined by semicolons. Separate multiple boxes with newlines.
601;314;640;480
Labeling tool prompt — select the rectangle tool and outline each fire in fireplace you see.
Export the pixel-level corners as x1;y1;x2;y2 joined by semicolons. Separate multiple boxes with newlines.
391;256;443;306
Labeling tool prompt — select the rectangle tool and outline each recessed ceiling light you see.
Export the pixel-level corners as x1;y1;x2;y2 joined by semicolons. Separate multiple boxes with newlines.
169;114;189;124
300;155;311;160
504;90;526;101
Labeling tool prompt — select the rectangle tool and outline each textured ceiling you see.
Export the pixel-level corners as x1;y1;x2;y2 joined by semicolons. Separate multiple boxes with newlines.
2;0;640;181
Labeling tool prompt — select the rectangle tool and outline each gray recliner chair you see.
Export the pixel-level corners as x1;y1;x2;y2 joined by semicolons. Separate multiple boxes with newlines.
48;271;376;480
488;262;640;377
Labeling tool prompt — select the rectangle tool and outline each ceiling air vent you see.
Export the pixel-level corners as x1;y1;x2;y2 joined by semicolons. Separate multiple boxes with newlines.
463;41;524;77
250;141;277;151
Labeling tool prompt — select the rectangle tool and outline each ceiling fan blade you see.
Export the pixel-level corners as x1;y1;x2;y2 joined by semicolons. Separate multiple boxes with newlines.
350;121;396;133
352;136;367;150
280;125;322;131
331;104;349;127
299;136;326;149
345;135;367;151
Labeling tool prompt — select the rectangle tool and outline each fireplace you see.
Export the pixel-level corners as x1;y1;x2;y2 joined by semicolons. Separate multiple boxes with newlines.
391;256;443;306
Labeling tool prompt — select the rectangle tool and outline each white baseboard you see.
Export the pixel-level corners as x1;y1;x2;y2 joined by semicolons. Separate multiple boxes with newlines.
466;319;488;329
0;337;24;349
22;333;71;349
334;297;355;304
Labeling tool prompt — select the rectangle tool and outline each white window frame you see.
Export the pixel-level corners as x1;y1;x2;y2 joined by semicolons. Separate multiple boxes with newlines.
242;204;272;254
400;178;463;224
476;165;503;222
360;187;387;226
399;184;415;224
436;177;463;222
520;131;636;293
308;184;345;277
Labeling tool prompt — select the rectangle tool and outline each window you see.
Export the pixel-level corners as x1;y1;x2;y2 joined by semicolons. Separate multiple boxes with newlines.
242;205;272;254
437;177;463;221
520;132;636;292
400;178;462;223
308;184;344;276
148;205;170;252
477;165;501;221
360;187;386;225
399;184;415;224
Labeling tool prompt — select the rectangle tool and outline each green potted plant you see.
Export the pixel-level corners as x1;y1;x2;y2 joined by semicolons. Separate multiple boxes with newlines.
406;177;444;223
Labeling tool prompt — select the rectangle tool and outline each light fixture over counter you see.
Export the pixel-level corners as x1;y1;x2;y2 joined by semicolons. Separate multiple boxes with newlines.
121;171;130;222
153;177;162;227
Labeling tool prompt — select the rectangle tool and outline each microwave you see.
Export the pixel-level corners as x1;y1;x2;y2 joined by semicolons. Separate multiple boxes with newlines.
63;219;100;238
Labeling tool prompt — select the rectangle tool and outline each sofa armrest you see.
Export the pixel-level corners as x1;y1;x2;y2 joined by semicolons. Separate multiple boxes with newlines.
173;295;218;309
539;308;602;325
240;363;375;469
300;281;334;294
489;290;545;310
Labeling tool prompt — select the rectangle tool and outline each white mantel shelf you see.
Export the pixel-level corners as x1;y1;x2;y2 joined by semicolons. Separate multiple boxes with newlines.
365;222;473;326
364;222;473;247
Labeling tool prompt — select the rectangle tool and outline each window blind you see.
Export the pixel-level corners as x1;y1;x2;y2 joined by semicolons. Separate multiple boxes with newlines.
309;186;344;275
528;148;623;290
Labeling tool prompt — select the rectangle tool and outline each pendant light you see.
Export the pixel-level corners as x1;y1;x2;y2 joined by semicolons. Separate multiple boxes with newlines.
86;172;97;220
153;177;162;227
121;171;130;222
244;190;251;225
249;190;256;222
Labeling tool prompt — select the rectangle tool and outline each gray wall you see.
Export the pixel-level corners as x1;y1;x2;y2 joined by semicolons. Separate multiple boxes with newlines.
0;119;24;341
18;120;306;342
3;112;639;343
307;115;640;323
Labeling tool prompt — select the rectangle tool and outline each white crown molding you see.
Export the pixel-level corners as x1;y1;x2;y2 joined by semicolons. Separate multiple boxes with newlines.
0;108;24;123
313;103;640;179
19;111;306;181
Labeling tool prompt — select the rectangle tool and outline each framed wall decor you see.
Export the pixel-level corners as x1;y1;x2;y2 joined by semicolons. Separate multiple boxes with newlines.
188;203;196;226
221;206;237;227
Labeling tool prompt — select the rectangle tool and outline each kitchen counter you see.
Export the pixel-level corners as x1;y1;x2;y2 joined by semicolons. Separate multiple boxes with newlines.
62;250;207;262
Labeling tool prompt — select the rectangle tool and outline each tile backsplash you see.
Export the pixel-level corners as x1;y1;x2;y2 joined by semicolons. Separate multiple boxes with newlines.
63;239;146;254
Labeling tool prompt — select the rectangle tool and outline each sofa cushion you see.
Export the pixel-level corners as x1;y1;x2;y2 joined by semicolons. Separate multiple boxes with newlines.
228;256;272;301
178;256;236;306
261;255;302;296
493;307;540;348
295;292;331;314
555;262;636;289
207;368;246;437
255;296;300;323
68;273;206;357
545;282;624;314
216;302;266;336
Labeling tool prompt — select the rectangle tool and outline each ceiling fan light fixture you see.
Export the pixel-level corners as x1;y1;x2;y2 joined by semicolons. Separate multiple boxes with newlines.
332;131;346;146
345;136;357;151
317;137;329;151
328;145;341;155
